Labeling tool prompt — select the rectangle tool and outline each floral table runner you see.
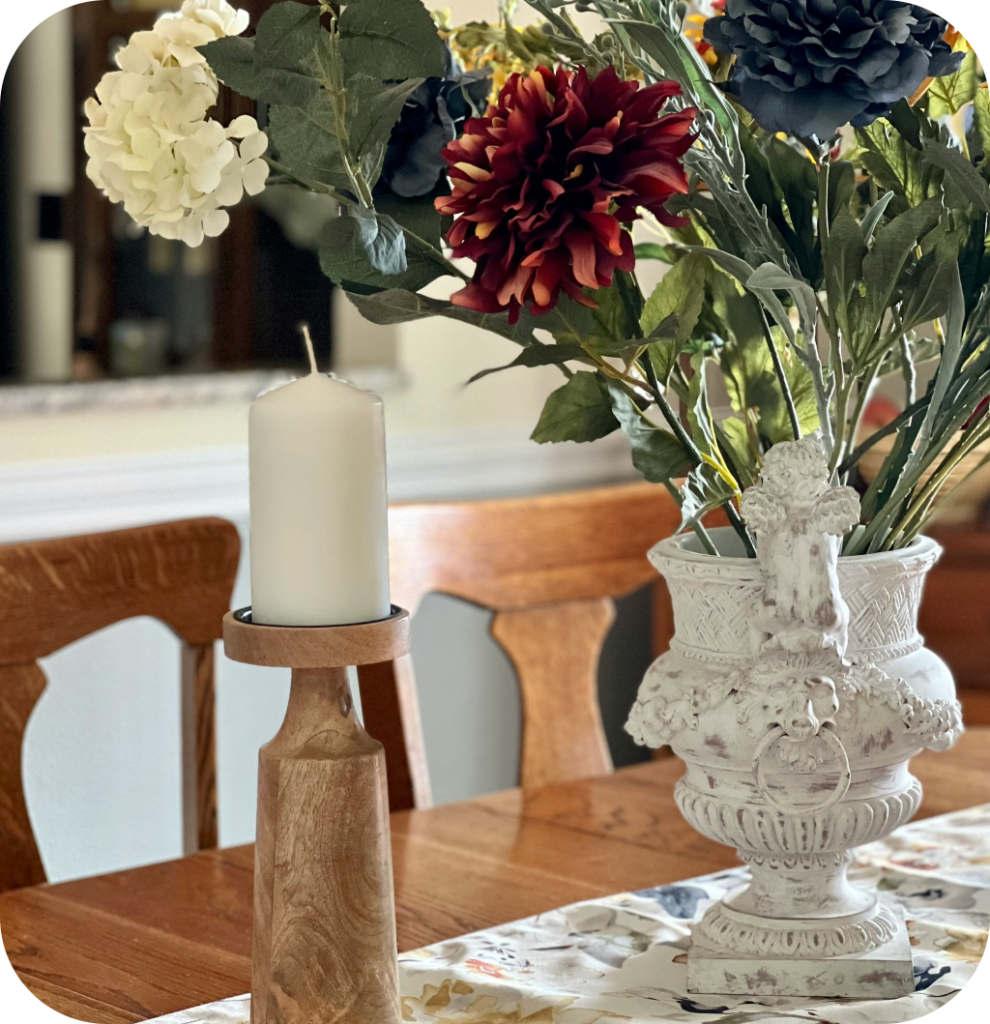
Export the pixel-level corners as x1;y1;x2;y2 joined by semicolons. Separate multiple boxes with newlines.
151;804;989;1024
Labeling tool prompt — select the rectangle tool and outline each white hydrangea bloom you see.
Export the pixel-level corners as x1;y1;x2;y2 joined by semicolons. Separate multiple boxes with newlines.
84;0;268;248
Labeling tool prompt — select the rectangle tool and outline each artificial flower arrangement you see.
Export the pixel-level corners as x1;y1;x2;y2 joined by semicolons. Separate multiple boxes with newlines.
85;0;990;559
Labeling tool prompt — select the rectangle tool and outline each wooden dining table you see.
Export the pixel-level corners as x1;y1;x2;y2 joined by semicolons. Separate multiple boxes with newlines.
2;730;989;1024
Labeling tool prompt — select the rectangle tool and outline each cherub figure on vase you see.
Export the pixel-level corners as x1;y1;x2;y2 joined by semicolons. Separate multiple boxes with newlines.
627;439;963;998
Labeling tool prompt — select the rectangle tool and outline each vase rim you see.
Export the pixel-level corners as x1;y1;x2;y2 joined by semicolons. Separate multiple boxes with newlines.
651;527;942;569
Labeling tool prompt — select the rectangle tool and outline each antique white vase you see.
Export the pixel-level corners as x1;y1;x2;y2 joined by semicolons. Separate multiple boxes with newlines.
627;439;963;999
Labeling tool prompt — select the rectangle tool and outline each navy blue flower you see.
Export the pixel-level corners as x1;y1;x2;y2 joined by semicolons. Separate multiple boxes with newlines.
704;0;964;140
376;48;492;199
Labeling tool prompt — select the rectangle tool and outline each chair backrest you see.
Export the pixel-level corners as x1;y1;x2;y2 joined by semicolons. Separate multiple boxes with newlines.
357;482;681;812
0;518;240;892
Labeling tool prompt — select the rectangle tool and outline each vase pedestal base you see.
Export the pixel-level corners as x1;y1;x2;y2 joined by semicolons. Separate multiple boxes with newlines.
687;905;915;999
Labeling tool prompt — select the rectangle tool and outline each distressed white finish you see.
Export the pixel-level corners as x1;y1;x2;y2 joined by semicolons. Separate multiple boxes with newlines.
688;907;917;999
627;439;963;998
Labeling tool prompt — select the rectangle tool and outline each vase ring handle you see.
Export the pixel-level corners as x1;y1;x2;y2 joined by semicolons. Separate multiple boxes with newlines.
752;723;852;816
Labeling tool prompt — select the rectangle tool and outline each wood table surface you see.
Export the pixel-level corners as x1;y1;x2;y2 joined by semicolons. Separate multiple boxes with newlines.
3;731;989;1024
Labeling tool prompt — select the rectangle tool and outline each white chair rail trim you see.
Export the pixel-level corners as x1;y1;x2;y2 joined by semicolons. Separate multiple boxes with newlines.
0;428;636;543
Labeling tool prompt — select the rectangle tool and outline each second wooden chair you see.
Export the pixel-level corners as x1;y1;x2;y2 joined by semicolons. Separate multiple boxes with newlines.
357;482;681;812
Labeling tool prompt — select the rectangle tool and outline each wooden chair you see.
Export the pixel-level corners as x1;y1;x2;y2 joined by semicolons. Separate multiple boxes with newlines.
357;482;682;812
0;518;240;893
921;526;990;727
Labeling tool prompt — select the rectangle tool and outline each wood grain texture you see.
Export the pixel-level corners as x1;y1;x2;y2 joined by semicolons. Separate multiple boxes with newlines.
368;483;682;809
223;608;410;669
0;664;48;892
0;519;240;892
225;619;410;1024
388;483;680;615
492;598;615;789
357;656;433;812
181;643;218;854
2;730;988;1024
0;519;241;662
252;667;400;1024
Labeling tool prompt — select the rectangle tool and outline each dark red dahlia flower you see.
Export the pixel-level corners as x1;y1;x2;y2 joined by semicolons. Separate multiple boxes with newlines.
435;64;696;324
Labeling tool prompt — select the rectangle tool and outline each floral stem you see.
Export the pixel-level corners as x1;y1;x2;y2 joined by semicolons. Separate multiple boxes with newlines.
638;356;756;557
842;363;880;478
264;158;466;283
759;307;801;440
884;415;990;549
664;480;719;556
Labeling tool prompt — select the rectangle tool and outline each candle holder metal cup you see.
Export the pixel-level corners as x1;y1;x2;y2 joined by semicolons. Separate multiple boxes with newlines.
223;605;410;1024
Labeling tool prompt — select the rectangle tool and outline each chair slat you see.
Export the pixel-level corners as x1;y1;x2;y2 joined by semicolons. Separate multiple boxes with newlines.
493;598;616;790
181;642;219;853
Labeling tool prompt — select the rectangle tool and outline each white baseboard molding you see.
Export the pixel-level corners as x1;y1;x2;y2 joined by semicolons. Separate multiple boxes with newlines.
0;428;637;543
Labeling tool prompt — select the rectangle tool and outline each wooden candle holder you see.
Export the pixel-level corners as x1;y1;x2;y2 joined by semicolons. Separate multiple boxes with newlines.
223;606;410;1024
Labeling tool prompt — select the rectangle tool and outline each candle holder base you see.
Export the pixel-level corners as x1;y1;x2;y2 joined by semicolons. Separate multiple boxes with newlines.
224;607;410;1024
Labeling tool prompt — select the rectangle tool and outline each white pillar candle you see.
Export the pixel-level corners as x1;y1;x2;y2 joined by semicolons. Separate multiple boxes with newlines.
249;333;391;626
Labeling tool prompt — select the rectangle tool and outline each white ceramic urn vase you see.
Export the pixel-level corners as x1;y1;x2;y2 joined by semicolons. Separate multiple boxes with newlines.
627;439;963;999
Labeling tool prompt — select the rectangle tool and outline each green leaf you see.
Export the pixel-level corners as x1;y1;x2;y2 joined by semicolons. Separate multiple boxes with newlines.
921;136;990;214
641;253;707;344
199;36;320;107
345;206;406;274
823;211;867;347
268;98;350;189
899;231;962;332
346;289;539;346
606;384;693;483
254;1;322;69
647;337;680;388
678;463;736;535
542;284;640;356
617;19;737;139
856;118;941;207
861;191;895;244
862;197;945;317
346;75;424;188
531;372;619;444
927;50;978;120
747;263;817;338
718;416;759;490
761;133;820;282
973;89;990;171
339;0;447;80
323;208;425;291
468;342;589;383
683;351;714;458
826;159;857;225
373;188;445;250
320;229;442;293
719;295;818;446
685;247;756;287
634;242;679;264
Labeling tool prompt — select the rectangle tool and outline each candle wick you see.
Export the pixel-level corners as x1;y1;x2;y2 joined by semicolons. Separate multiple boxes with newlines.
300;324;319;375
